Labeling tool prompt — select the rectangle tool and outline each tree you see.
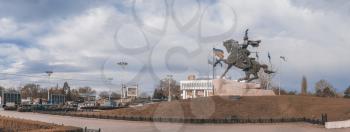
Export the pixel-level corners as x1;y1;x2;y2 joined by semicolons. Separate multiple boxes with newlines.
110;92;121;99
344;86;350;98
301;76;307;95
139;92;149;98
99;91;109;99
0;86;5;95
63;82;72;101
287;90;297;95
315;80;336;97
99;91;121;100
152;77;181;100
70;89;80;101
272;87;296;95
153;88;165;99
20;83;39;99
78;87;96;94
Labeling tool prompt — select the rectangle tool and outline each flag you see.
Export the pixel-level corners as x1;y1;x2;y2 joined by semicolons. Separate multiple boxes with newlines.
268;52;271;63
280;56;287;62
208;56;223;67
213;48;224;59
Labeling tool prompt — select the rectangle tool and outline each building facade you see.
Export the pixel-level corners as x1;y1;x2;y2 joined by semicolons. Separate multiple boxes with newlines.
1;91;21;106
49;94;66;105
121;84;138;99
180;80;213;99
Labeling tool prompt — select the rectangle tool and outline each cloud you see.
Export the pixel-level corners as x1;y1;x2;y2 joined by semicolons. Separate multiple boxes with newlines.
0;0;349;93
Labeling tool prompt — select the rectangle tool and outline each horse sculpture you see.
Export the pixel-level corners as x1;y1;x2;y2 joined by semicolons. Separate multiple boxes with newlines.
214;29;274;82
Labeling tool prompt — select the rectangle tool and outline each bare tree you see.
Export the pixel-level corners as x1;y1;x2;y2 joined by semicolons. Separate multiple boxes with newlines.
344;86;350;98
20;84;39;99
78;86;96;94
99;91;121;100
272;86;296;95
139;92;150;98
315;80;336;97
99;91;110;99
0;86;4;95
153;78;181;100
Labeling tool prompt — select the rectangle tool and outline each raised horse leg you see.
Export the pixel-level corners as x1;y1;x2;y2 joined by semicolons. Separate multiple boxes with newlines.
220;64;233;79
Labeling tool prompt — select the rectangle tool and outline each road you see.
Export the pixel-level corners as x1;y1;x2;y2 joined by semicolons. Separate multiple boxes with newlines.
0;110;349;132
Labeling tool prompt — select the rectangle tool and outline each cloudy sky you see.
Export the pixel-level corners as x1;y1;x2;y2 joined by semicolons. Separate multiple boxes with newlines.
0;0;349;94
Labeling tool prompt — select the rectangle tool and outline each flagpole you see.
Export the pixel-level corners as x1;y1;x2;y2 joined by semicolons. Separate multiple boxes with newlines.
212;45;215;95
278;56;286;96
279;59;281;96
212;47;215;80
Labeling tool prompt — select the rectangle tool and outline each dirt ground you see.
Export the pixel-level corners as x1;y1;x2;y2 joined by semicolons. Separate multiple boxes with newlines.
85;96;350;121
0;115;81;132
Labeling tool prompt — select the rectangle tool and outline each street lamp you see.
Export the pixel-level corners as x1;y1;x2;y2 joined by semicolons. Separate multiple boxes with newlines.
45;71;53;104
117;59;128;99
279;56;287;96
107;77;113;102
166;75;173;102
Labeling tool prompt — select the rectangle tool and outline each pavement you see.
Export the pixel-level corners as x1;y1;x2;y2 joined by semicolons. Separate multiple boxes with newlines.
0;110;349;132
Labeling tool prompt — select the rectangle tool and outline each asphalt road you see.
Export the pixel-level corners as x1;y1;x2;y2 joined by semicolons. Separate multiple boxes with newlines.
0;110;349;132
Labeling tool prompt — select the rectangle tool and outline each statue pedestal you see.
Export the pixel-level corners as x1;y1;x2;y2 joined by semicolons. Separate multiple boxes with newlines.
213;79;275;96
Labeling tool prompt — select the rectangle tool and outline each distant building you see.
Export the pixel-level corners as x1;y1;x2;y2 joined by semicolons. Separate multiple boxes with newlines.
21;97;32;105
49;94;66;105
180;75;213;99
79;93;96;102
78;93;97;109
121;84;139;99
1;91;21;107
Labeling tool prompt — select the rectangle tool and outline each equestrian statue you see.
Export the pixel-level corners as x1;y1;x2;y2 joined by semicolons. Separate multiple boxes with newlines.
214;29;274;82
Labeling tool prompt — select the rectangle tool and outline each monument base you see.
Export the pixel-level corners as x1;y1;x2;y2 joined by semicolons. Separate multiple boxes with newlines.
213;79;275;96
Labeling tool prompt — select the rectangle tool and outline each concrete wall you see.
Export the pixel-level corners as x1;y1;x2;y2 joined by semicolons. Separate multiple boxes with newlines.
326;120;350;129
213;79;275;96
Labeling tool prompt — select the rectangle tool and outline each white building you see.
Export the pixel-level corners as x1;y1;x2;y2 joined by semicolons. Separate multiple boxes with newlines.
121;84;139;99
180;79;213;99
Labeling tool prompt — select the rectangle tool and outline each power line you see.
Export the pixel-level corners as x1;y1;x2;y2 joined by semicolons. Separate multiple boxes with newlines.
0;72;107;84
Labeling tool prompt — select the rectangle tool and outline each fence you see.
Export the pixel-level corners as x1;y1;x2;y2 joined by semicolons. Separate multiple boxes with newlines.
35;111;328;125
83;127;101;132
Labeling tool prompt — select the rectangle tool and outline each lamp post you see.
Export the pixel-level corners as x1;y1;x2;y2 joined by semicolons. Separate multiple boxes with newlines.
166;75;173;102
279;56;287;96
117;59;128;99
45;71;53;104
107;77;113;102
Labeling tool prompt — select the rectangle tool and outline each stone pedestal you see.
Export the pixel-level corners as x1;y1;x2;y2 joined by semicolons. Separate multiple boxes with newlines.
213;79;275;96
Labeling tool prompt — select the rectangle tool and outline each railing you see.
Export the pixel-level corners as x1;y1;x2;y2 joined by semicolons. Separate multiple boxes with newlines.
84;127;101;132
35;111;328;125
